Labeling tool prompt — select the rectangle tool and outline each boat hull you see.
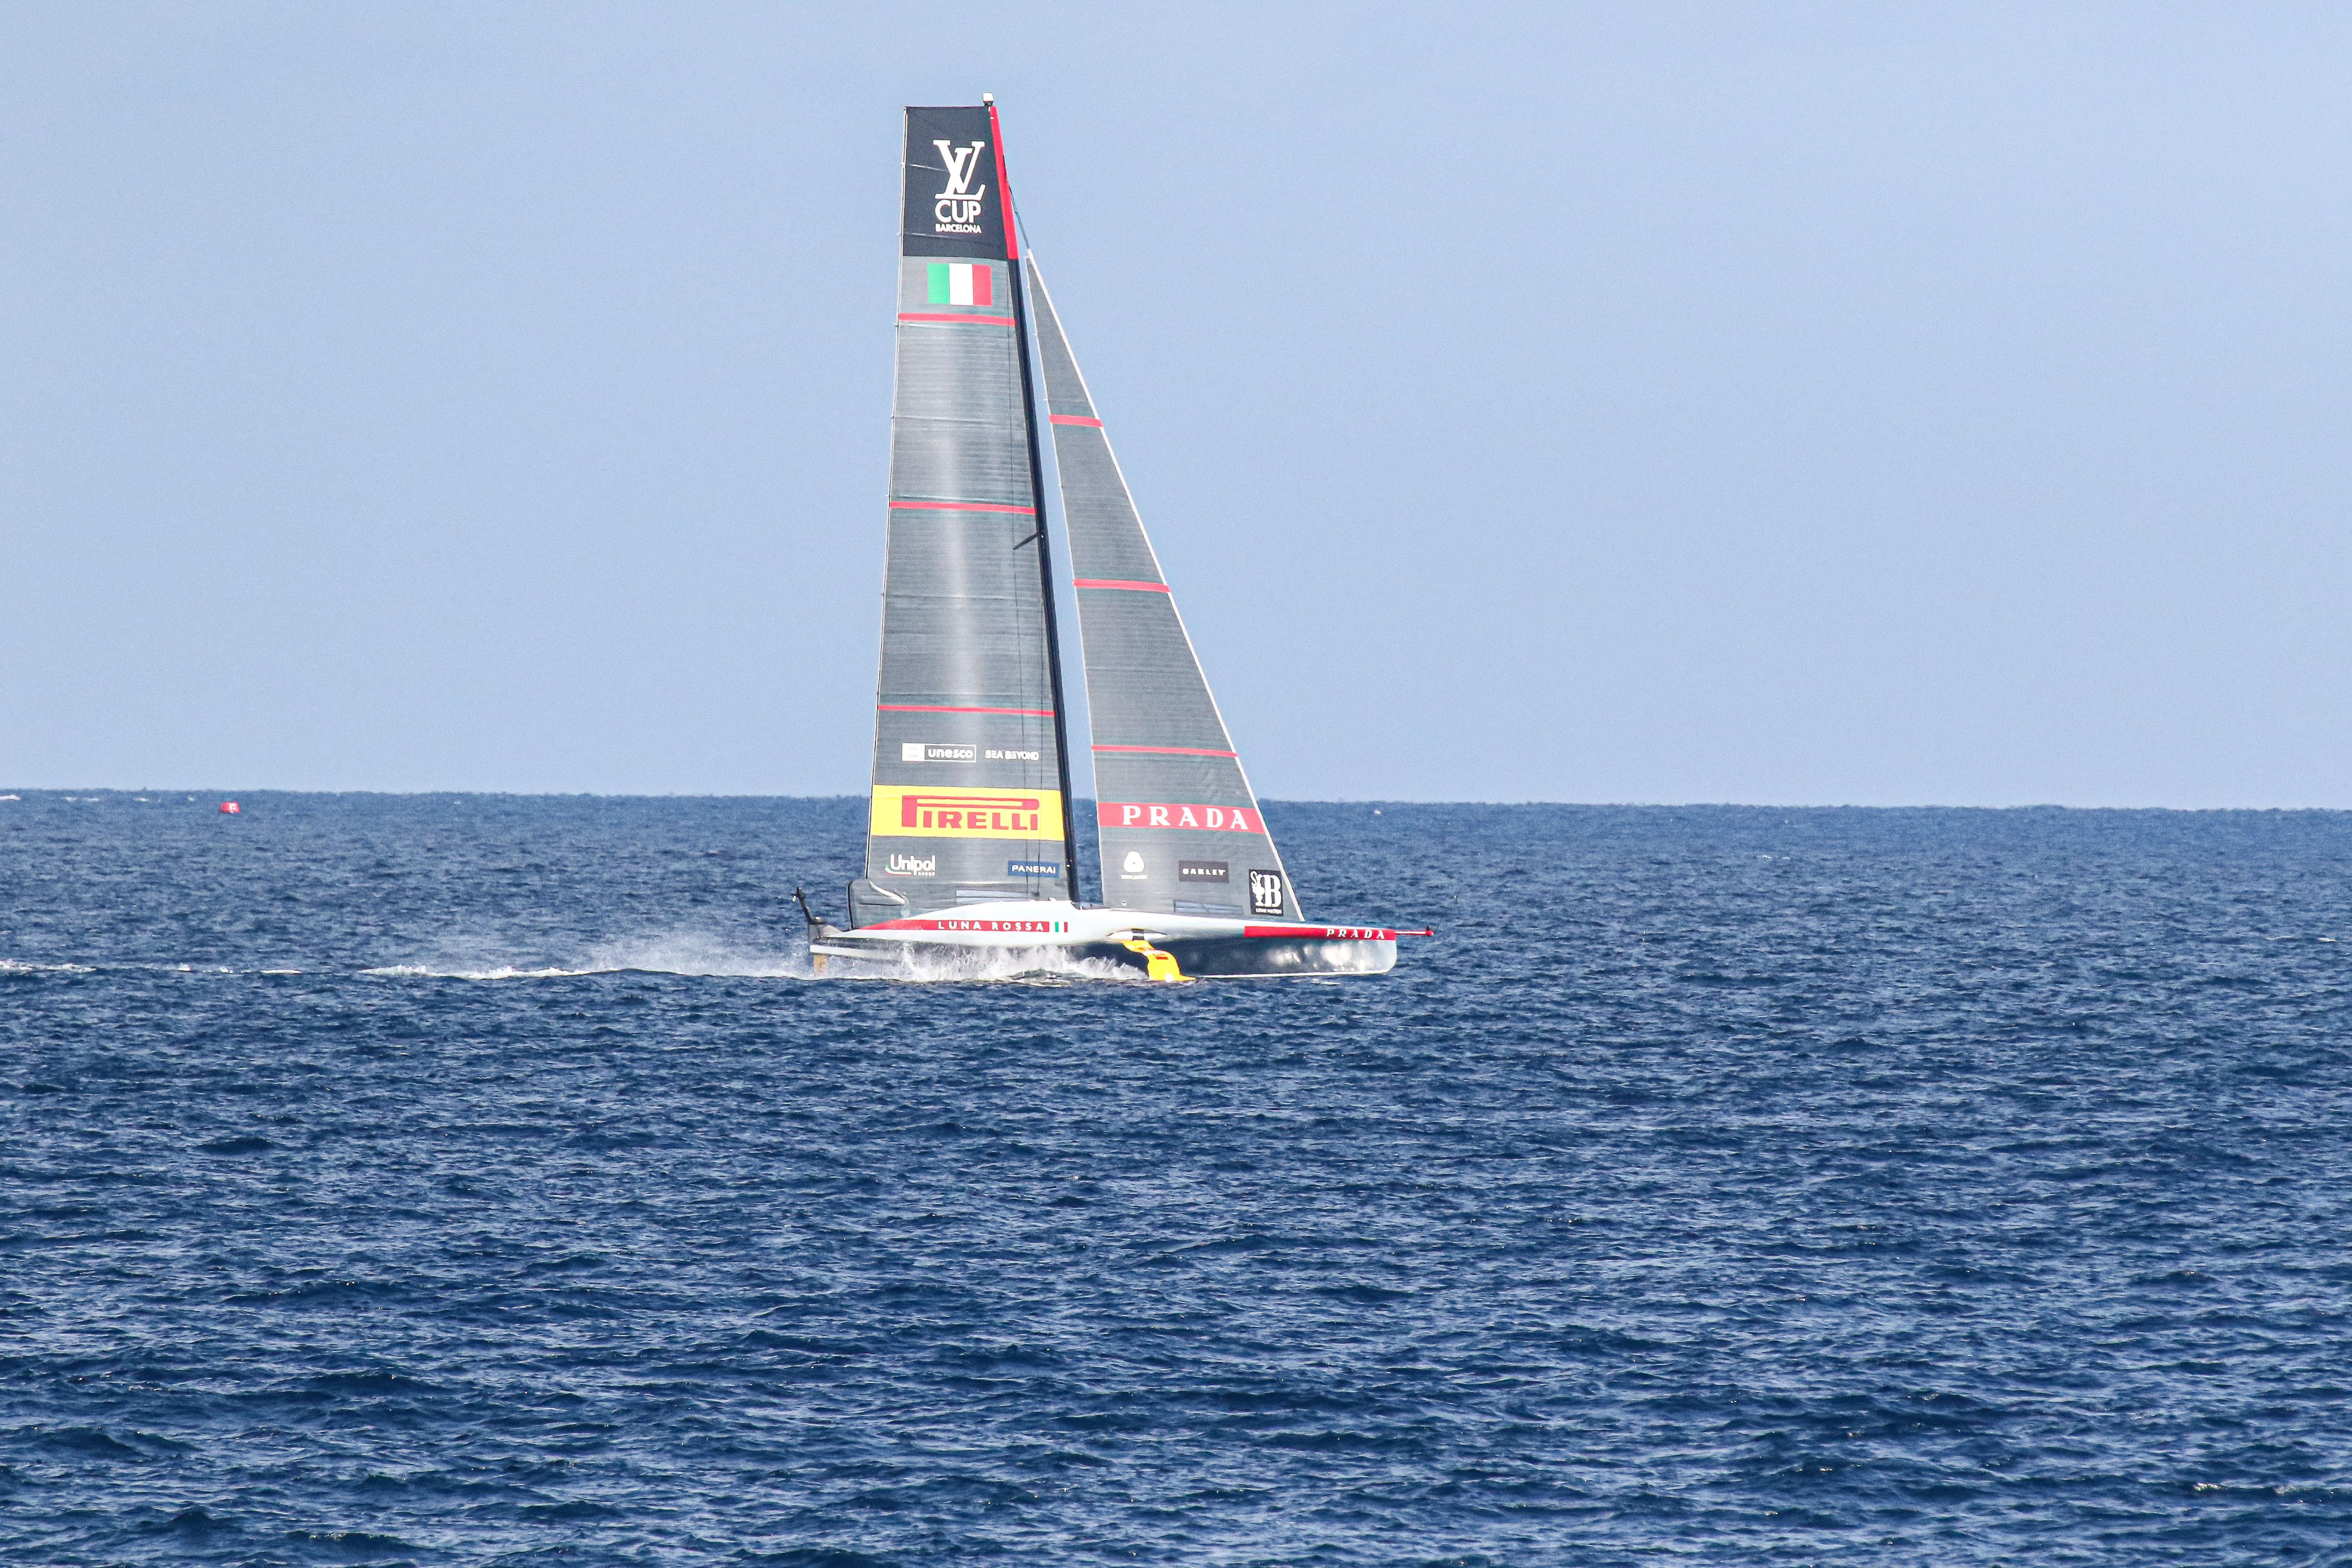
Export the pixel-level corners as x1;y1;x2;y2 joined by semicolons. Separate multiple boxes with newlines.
811;936;1395;979
807;899;1404;980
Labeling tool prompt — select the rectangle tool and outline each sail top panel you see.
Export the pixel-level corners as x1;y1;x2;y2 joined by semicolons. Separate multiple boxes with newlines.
903;106;1012;260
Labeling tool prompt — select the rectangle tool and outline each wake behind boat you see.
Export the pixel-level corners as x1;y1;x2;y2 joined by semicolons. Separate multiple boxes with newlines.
805;99;1425;980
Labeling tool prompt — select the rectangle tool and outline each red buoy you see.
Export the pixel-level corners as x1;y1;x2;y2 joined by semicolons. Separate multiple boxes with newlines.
218;801;240;815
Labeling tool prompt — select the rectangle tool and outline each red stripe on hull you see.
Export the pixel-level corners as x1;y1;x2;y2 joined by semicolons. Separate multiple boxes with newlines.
1243;924;1397;941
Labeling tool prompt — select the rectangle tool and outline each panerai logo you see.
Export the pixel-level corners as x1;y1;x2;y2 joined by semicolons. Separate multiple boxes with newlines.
934;141;987;232
1249;870;1284;916
886;852;936;876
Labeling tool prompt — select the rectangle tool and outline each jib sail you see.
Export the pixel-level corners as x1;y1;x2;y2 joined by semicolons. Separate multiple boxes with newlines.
853;104;1077;929
1027;261;1302;921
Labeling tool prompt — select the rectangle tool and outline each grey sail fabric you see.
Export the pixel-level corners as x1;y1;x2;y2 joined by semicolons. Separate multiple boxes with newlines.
853;107;1071;928
1027;262;1302;921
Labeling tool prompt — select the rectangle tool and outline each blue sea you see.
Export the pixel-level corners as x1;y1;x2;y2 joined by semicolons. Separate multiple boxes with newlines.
4;793;2349;1565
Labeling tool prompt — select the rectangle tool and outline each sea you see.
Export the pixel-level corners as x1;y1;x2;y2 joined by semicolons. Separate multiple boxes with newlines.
3;792;2348;1565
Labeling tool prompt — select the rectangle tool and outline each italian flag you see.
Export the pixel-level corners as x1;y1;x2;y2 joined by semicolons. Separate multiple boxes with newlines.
926;261;994;306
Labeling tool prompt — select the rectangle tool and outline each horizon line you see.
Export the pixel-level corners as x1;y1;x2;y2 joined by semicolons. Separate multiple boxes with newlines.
4;788;2348;815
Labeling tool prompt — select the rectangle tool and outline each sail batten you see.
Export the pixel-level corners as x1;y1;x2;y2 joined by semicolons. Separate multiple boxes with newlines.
1027;262;1303;922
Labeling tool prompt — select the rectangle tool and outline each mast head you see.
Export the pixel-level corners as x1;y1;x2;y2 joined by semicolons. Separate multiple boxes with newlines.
981;92;994;104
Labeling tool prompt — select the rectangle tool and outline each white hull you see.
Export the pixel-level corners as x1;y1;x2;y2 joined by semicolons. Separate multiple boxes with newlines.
809;899;1401;978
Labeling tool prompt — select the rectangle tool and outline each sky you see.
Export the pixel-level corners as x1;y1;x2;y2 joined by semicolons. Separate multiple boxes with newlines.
4;1;2350;806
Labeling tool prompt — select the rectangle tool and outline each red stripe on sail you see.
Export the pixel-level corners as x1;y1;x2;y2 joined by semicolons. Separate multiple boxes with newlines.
970;266;993;306
879;703;1056;716
1093;745;1238;757
1072;578;1170;592
897;312;1013;326
888;500;1036;515
1049;415;1103;427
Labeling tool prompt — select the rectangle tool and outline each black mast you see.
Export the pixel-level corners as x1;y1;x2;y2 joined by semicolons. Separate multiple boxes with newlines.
987;97;1084;905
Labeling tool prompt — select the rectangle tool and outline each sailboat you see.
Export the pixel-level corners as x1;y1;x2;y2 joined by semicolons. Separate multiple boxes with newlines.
804;100;1426;980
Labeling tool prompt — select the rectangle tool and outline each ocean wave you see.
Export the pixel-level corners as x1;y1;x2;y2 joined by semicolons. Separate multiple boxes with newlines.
15;798;2352;1564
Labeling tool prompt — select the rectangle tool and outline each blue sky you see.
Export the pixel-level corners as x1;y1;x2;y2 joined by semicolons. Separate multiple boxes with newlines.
5;2;2349;804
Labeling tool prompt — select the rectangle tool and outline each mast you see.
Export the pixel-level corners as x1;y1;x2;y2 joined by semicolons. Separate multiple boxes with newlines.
989;97;1083;903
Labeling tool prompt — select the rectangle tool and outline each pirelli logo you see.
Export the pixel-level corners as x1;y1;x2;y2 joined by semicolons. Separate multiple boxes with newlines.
870;785;1064;840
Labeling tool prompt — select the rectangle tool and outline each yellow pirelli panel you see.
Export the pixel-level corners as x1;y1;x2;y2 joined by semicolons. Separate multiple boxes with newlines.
869;785;1064;840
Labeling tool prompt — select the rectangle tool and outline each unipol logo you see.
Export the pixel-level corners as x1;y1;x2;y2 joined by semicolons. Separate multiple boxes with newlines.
886;852;936;876
933;140;988;232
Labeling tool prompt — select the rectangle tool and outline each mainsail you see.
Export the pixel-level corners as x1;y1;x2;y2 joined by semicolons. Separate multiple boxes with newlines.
852;104;1077;929
1027;263;1302;922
